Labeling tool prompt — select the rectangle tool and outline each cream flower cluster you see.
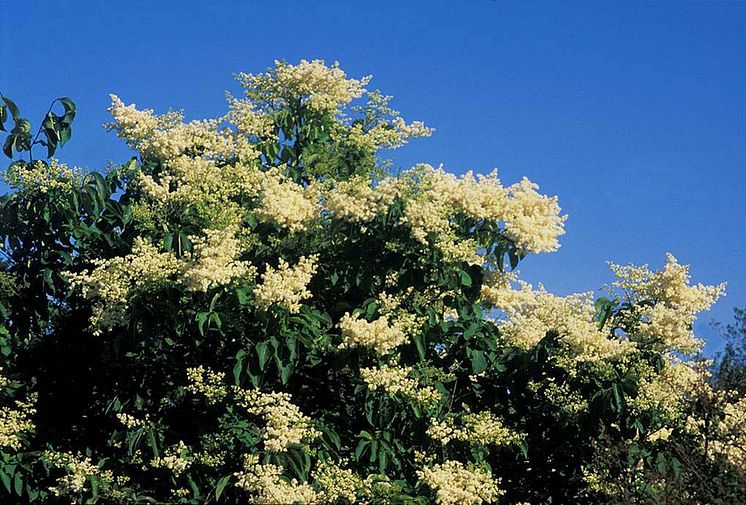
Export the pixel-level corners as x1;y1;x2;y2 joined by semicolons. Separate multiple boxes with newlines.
337;91;434;151
502;177;567;254
375;289;428;338
485;276;631;363
108;95;257;162
324;177;398;223
360;364;440;406
346;117;433;151
108;94;265;232
150;441;192;476
647;426;673;442
115;412;149;430
708;395;746;471
0;393;36;450
610;253;725;354
69;230;257;332
417;460;502;505
238;59;370;114
235;388;319;452
134;157;263;228
3;159;84;194
312;460;364;503
254;171;319;231
533;379;590;418
398;165;566;262
426;411;520;447
414;167;509;222
253;255;318;313
45;451;115;498
235;454;318;504
66;238;182;334
480;270;534;309
225;92;276;139
186;366;228;403
182;227;253;292
630;356;703;421
338;313;407;355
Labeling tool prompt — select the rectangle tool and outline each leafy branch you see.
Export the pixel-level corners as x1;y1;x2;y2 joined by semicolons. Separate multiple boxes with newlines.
0;94;76;162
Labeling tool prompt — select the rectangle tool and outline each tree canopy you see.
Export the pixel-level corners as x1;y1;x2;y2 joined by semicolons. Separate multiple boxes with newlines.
0;60;743;504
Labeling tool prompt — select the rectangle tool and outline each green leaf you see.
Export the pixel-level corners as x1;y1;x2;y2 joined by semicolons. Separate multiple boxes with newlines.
255;341;270;371
214;475;231;500
235;286;251;305
463;322;479;340
413;333;426;360
59;97;77;120
1;96;19;121
59;125;72;146
459;270;472;287
470;349;488;374
90;475;99;500
671;456;682;478
12;473;21;496
233;349;248;385
276;357;293;384
13;118;30;134
162;233;174;251
0;104;6;131
196;312;209;336
0;470;10;493
44;131;57;157
611;383;624;413
3;135;14;158
508;248;520;270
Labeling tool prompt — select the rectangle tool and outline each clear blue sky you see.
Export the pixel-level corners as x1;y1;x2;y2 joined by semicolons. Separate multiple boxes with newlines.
2;1;744;354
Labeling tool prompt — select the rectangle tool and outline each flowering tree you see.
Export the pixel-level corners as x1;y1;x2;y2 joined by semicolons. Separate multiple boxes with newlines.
0;60;743;504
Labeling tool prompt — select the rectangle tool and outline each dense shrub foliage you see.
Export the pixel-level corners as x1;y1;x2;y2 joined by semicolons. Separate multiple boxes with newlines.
0;61;743;503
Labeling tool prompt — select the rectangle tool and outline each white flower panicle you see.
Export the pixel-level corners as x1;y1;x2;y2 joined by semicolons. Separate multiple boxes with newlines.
150;441;192;476
710;396;746;471
324;176;398;223
186;366;228;403
225;91;276;139
108;95;257;162
66;238;183;334
68;229;259;332
360;364;441;406
234;454;318;504
417;460;502;505
235;388;319;452
182;227;253;292
338;313;407;355
427;411;521;447
609;253;725;354
502;177;567;254
254;171;319;231
398;165;566;263
312;460;364;503
238;59;370;114
485;276;632;363
344;94;434;150
630;356;704;421
115;412;149;430
3;159;84;194
0;392;36;450
45;451;117;498
253;255;318;313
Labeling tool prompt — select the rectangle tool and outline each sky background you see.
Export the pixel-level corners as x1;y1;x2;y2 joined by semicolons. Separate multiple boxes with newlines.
2;1;744;354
